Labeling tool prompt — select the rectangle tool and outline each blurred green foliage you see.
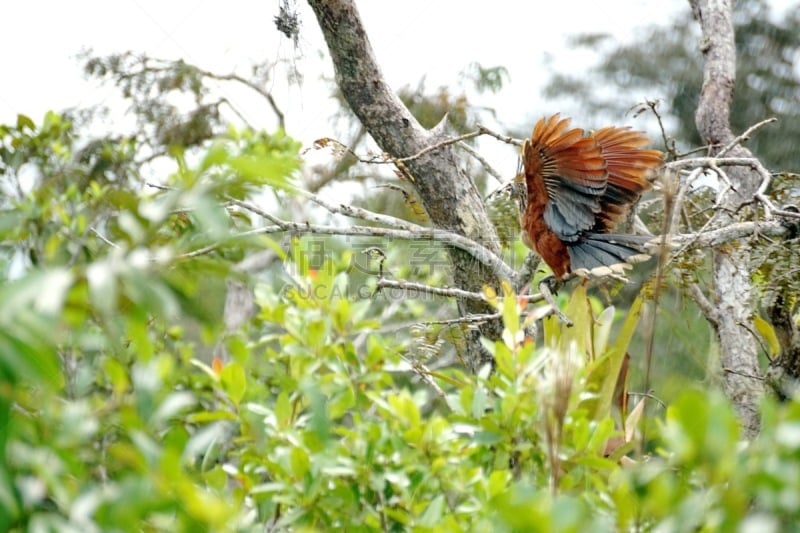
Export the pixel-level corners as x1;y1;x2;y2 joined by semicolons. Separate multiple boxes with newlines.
3;114;800;530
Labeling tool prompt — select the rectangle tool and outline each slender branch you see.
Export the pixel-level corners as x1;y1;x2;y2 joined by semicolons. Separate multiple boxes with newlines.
90;227;120;249
671;167;705;234
515;252;542;293
403;356;447;400
218;97;255;130
668;200;720;263
538;279;572;326
672;220;788;247
627;391;668;412
677;143;725;158
664;156;764;169
179;194;790;283
375;278;487;302
293;188;417;230
376;277;547;307
309;125;522;169
457;141;505;184
193;66;286;130
226;197;285;226
664;153;800;222
145;182;174;191
687;282;719;326
373;184;429;221
716;117;777;157
632;99;679;160
477;125;523;146
208;198;519;283
771;206;800;220
418;313;502;326
392;130;482;163
723;367;766;381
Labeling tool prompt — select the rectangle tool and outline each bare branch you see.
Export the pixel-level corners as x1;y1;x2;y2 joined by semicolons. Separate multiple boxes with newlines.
663;152;800;222
226;197;285;226
308;125;519;172
457;142;505;184
687;282;719;326
672;219;788;247
418;313;502;327
192;66;286;130
90;227;120;249
204;197;519;283
375;278;488;302
664;156;764;169
477;125;523;146
403;357;447;400
392;130;482;163
716;117;777;157
293;188;417;230
515;252;542;293
670;167;705;234
632;99;679;159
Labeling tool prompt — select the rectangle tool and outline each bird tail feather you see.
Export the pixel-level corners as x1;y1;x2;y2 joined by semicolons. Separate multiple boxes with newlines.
567;234;653;277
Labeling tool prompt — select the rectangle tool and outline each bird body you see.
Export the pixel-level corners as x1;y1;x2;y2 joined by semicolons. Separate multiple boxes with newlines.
517;114;662;278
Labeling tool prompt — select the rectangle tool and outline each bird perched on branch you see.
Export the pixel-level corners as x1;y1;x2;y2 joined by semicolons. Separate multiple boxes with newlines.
515;114;663;284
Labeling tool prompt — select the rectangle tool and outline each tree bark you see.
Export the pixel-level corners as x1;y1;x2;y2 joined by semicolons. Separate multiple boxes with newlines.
307;0;504;371
690;0;764;437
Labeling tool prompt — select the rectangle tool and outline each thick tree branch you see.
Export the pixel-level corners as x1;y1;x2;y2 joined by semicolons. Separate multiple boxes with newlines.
690;0;765;437
307;0;504;371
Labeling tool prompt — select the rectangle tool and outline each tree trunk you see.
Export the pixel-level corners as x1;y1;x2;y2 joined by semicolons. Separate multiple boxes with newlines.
690;0;764;437
307;0;504;371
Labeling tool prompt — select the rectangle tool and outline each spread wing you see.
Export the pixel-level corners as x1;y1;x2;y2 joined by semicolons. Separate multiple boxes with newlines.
590;126;663;233
523;114;607;242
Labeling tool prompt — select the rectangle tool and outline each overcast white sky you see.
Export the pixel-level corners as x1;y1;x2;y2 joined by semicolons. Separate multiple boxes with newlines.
0;1;784;177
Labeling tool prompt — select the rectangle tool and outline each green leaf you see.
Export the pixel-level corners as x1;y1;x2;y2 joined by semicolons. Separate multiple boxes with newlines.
289;446;310;479
473;431;503;446
151;392;197;427
501;279;519;341
87;258;118;318
592;305;615;357
200;142;230;170
275;390;293;428
103;357;131;396
228;154;296;190
561;284;590;355
472;385;488;419
417;495;445;527
387;392;421;429
754;316;780;357
584;295;643;421
16;114;35;131
328;386;355;420
487;470;509;498
221;362;247;405
0;317;61;387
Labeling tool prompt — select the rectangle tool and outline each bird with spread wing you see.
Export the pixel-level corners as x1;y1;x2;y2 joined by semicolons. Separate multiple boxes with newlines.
515;114;663;289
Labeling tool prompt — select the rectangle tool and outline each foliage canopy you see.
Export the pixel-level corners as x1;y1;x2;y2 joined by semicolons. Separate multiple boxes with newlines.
1;112;800;531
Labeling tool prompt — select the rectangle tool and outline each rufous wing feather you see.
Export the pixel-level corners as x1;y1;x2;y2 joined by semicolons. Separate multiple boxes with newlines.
523;114;607;242
518;114;662;278
591;126;663;232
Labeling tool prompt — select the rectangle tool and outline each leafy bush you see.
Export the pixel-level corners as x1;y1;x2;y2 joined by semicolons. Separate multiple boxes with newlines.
2;114;800;532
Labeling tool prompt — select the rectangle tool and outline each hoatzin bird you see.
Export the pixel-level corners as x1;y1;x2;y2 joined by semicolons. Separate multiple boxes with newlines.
516;114;662;286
